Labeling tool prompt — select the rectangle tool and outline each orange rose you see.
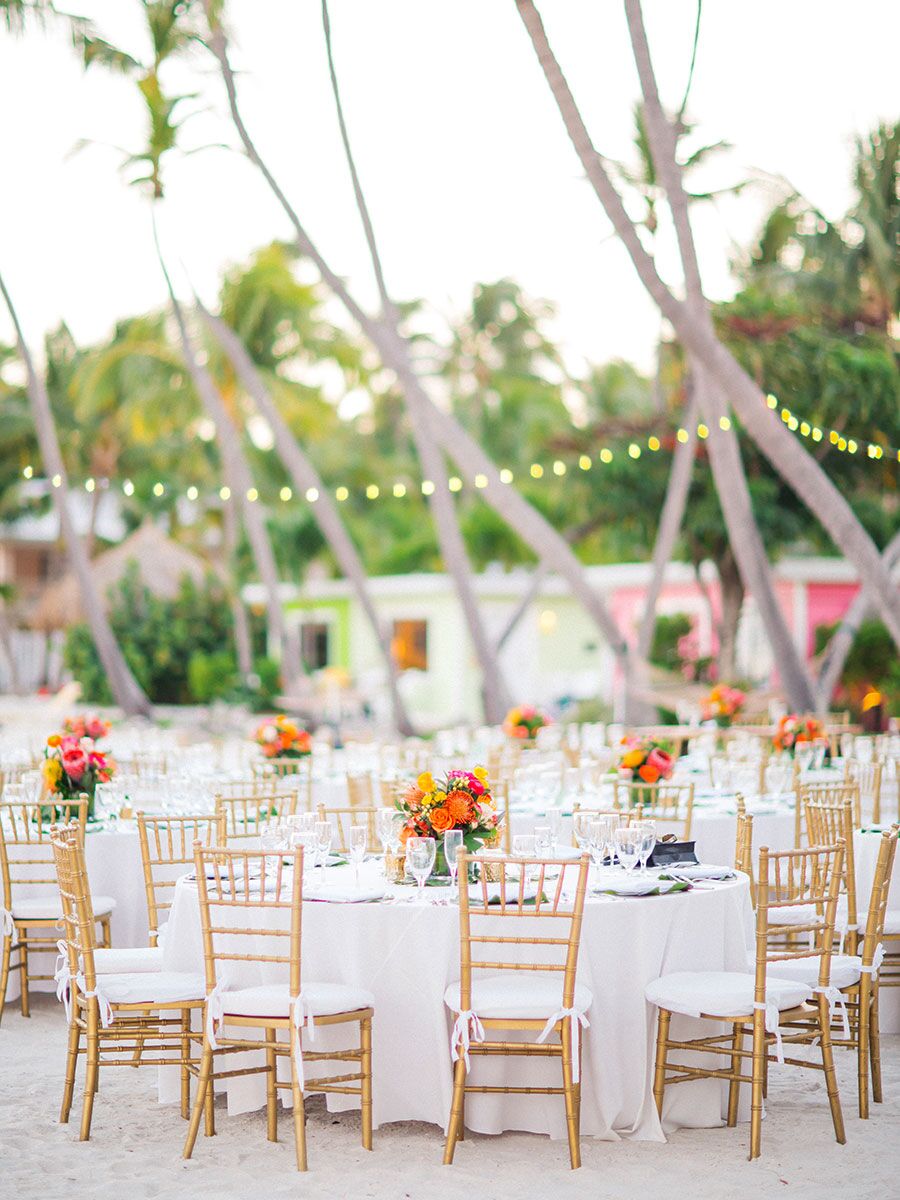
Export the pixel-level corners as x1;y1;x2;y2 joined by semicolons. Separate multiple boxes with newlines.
638;764;660;783
446;790;474;824
47;734;61;748
430;806;455;833
621;749;644;769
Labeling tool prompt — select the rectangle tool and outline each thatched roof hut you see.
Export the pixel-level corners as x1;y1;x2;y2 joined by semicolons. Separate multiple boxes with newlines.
30;521;214;631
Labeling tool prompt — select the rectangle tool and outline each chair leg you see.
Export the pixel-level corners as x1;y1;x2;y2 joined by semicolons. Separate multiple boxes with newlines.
19;934;29;1017
289;1028;308;1172
60;1016;81;1123
184;1041;214;1158
856;983;869;1120
0;936;10;1026
817;998;846;1145
265;1027;278;1143
869;987;883;1104
652;1009;671;1119
98;915;111;949
749;1013;766;1161
132;1008;150;1067
180;1009;192;1120
360;1016;373;1151
79;1008;100;1141
727;1021;744;1127
443;1056;467;1164
561;1019;581;1170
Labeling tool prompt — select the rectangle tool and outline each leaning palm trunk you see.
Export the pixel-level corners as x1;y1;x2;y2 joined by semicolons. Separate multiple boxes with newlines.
222;492;253;680
198;302;416;735
153;225;302;686
201;3;639;719
0;270;151;716
814;530;900;711
516;0;900;652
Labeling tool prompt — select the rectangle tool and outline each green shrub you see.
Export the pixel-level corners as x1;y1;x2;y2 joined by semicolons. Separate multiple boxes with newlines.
187;650;237;703
649;613;693;671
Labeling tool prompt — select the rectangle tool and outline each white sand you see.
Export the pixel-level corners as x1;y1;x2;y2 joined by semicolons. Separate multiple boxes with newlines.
2;995;898;1200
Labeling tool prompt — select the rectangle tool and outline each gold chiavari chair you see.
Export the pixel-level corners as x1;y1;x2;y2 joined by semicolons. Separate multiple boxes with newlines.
0;797;116;1021
215;777;279;800
570;802;643;849
443;851;591;1170
138;812;225;948
215;791;298;843
50;824;205;1139
493;780;513;853
183;844;374;1171
769;827;898;1119
647;841;846;1160
805;795;859;954
251;756;310;778
795;780;860;848
611;780;694;840
844;758;884;824
734;808;755;903
346;773;376;808
316;803;380;855
115;754;168;777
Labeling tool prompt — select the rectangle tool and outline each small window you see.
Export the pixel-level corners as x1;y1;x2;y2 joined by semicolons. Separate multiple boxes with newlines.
300;622;330;670
392;619;428;671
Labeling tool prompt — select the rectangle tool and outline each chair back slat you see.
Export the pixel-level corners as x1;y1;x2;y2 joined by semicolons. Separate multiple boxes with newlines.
0;798;88;908
859;828;898;967
137;812;224;945
215;791;298;842
316;803;379;854
610;780;693;838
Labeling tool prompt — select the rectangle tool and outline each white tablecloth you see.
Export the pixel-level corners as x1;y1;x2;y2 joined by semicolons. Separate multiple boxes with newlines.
161;866;753;1140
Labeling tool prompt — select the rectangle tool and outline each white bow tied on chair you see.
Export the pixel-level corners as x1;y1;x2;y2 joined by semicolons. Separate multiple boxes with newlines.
753;1000;785;1064
1;908;14;942
54;939;74;1022
812;985;851;1039
204;983;225;1050
859;943;885;979
450;1010;485;1071
537;1008;590;1083
291;991;316;1089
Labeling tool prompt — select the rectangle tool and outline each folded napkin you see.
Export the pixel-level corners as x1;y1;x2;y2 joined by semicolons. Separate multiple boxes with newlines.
594;875;690;897
303;883;385;904
663;863;737;881
471;883;544;905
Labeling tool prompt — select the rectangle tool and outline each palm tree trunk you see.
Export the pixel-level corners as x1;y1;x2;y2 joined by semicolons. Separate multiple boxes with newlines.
716;546;744;682
814;530;900;711
222;492;253;679
203;2;644;720
197;302;416;735
515;0;900;651
152;222;303;688
0;270;152;716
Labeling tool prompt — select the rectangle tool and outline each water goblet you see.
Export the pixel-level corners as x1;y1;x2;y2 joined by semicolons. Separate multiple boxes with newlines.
544;806;563;852
406;836;436;903
637;821;657;875
443;828;464;898
314;820;333;881
349;823;368;888
572;811;593;852
614;826;641;873
533;825;553;856
587;816;612;870
512;833;536;858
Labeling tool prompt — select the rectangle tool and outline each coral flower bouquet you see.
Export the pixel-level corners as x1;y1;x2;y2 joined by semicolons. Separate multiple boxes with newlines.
254;714;312;759
397;767;501;874
502;705;549;742
617;736;674;784
43;730;115;816
700;685;746;728
62;713;112;741
772;714;825;756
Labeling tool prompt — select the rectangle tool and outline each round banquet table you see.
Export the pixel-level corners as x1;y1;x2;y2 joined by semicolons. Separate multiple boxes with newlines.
160;865;754;1141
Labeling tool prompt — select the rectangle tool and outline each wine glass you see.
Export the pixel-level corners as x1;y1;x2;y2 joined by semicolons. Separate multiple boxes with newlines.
587;816;612;870
349;823;368;889
512;833;536;857
376;807;397;858
443;828;464;899
314;820;333;881
544;806;562;852
637;821;657;875
406;836;436;903
533;825;552;856
614;826;641;873
573;811;593;852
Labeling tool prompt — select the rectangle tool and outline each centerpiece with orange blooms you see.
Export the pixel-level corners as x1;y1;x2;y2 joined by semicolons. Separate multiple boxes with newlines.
397;767;502;875
617;736;675;783
254;714;312;759
502;705;549;742
772;713;826;756
700;685;746;728
43;730;115;818
62;713;112;741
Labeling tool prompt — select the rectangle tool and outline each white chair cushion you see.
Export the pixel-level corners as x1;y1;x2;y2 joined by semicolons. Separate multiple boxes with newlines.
768;903;823;928
90;971;206;1005
859;911;900;936
219;981;375;1019
93;946;164;974
645;971;810;1019
444;975;592;1020
766;955;862;991
13;894;116;920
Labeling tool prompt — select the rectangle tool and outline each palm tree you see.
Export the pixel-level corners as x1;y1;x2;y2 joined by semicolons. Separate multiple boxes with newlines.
514;0;900;675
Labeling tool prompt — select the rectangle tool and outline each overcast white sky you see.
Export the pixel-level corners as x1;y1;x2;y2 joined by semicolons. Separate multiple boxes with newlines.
1;1;897;377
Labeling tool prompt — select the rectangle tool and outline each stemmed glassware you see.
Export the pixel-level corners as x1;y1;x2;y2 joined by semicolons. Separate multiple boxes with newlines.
533;825;552;856
406;836;436;903
637;821;657;875
314;820;333;882
443;828;464;899
349;824;368;889
573;811;593;852
587;816;612;871
614;826;641;873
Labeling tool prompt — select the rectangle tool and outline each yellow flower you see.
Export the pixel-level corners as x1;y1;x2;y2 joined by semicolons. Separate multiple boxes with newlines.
507;707;522;724
473;766;488;783
43;758;62;788
416;772;434;793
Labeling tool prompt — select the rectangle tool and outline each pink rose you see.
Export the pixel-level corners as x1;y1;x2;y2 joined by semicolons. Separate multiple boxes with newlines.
61;747;88;782
646;747;673;779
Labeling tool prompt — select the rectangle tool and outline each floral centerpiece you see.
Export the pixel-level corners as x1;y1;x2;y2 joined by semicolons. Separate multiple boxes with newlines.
502;705;549;742
396;767;501;876
617;736;674;783
62;713;112;741
700;685;746;728
772;714;825;755
42;732;115;818
254;714;312;759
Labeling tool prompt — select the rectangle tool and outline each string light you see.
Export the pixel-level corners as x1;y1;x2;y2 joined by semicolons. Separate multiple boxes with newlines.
474;473;489;488
421;480;435;495
187;485;199;501
279;486;292;501
392;483;406;498
22;465;33;479
448;476;463;492
718;417;731;432
500;468;514;483
246;487;259;502
85;478;95;493
335;486;349;502
530;463;543;479
219;486;231;500
578;455;592;470
648;437;661;451
552;460;566;476
153;482;165;497
306;487;319;502
628;442;641;459
599;448;613;464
